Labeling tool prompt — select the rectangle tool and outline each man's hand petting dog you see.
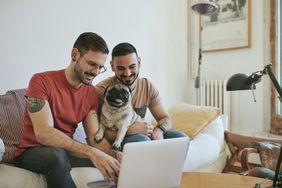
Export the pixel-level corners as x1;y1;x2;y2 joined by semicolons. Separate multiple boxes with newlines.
127;121;165;140
127;121;154;137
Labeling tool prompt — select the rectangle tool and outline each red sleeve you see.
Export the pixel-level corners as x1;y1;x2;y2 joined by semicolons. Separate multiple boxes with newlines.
26;73;50;100
92;86;100;112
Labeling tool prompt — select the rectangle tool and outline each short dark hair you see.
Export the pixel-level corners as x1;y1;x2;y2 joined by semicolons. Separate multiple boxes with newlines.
111;42;138;59
73;32;109;55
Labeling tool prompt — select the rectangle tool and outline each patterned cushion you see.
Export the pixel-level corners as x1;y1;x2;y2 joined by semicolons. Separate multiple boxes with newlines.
0;89;26;163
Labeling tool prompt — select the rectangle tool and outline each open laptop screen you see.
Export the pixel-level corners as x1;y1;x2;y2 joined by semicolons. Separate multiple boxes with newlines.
88;137;189;188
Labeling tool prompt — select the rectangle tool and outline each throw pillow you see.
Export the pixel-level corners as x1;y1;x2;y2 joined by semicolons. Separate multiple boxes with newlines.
250;141;281;171
0;89;26;163
0;138;4;162
168;103;221;139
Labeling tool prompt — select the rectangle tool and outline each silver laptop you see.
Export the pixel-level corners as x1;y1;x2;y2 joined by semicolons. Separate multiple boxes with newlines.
87;137;189;188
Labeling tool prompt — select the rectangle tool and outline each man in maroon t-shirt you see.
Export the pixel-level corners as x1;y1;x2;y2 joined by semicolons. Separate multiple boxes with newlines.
15;32;121;188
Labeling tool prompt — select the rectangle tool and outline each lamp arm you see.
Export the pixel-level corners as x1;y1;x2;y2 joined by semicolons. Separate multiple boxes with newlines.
265;64;282;186
264;64;282;101
264;64;282;186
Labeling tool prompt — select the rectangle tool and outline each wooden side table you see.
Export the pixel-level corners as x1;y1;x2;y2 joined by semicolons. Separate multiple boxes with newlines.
180;172;273;188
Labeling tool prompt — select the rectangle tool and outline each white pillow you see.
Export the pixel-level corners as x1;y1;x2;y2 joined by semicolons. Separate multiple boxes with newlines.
0;138;5;162
201;116;225;152
183;133;220;171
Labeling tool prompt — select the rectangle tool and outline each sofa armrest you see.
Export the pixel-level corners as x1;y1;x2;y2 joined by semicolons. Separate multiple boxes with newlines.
201;115;225;152
219;115;228;130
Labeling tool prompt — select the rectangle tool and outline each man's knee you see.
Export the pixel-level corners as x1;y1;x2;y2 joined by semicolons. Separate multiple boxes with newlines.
121;134;151;150
164;130;188;139
44;147;71;171
125;134;151;142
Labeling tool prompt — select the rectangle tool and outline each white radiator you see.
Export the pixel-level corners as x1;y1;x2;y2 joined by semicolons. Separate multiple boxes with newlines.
204;80;230;116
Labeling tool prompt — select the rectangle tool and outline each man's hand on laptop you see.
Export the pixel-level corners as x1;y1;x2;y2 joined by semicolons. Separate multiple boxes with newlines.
89;148;120;183
127;120;153;136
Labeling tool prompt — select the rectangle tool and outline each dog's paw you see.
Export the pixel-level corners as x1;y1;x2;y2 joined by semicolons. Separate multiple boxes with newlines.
95;134;104;143
112;142;121;151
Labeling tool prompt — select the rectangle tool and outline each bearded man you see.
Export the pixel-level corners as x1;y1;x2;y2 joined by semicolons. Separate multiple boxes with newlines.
96;42;187;150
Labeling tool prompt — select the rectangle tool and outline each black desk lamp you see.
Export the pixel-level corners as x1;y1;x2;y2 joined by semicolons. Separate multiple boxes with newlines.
226;64;282;188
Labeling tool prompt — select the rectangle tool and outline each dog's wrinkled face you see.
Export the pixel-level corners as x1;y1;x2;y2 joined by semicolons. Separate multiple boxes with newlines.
105;84;130;108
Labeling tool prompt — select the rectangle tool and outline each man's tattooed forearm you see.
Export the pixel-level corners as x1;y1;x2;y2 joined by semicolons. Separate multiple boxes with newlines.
28;98;45;113
93;111;98;118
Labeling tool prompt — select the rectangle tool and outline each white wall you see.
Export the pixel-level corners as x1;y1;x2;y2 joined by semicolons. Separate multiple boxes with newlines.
188;0;270;135
0;0;271;135
0;0;189;112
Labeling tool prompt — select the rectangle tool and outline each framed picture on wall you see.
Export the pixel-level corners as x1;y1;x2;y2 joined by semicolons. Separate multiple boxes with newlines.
201;0;252;52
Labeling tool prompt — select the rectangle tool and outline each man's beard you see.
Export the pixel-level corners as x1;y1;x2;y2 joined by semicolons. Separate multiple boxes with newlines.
116;72;139;86
74;59;96;85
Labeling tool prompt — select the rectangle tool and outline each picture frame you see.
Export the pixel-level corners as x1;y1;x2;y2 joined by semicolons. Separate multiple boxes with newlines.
201;0;252;52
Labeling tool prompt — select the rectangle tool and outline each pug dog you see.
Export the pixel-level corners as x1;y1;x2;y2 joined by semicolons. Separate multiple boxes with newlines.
95;84;140;150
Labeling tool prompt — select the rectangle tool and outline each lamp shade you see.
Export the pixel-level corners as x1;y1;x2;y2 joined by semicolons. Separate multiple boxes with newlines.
226;73;256;91
191;0;219;15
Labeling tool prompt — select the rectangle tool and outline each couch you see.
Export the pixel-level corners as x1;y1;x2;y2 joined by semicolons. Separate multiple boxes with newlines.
0;89;228;188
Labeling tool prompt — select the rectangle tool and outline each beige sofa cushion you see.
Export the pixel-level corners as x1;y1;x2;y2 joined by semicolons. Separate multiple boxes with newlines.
0;163;103;188
168;103;221;139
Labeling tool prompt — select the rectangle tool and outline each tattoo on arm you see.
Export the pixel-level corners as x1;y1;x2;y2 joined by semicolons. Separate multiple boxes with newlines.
93;111;98;118
28;98;46;113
